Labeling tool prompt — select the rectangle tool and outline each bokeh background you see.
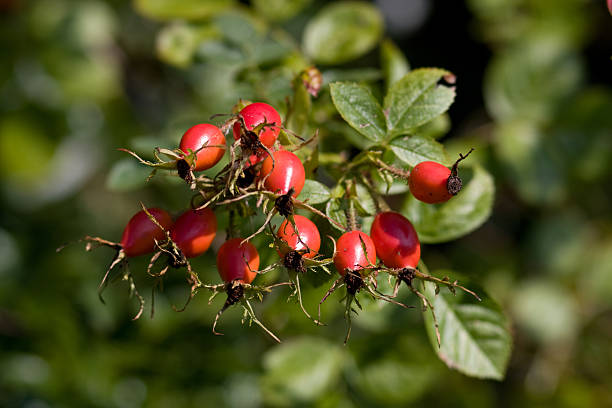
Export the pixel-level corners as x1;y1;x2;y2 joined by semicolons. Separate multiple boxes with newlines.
1;0;612;407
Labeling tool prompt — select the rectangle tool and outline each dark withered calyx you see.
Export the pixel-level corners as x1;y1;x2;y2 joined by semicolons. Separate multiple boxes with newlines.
344;270;364;295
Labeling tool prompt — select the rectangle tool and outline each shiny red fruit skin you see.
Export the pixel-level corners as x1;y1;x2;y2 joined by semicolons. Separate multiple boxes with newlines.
216;238;259;284
409;161;453;204
170;208;217;258
333;231;377;276
232;102;282;148
370;212;420;269
276;215;321;259
179;124;226;171
120;208;173;257
258;150;305;197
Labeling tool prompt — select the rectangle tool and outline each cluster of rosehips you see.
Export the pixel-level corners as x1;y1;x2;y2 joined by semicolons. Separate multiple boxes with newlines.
70;100;477;343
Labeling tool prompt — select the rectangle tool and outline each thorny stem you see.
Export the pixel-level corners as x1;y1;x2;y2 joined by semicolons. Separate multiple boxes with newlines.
360;172;391;213
373;158;410;179
344;179;359;232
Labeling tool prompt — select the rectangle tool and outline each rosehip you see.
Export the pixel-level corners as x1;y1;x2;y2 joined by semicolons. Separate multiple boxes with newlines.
232;102;282;148
179;123;226;171
333;231;376;276
409;161;456;204
258;150;305;197
170;208;217;258
276;215;321;259
120;208;173;257
370;211;420;269
216;238;259;284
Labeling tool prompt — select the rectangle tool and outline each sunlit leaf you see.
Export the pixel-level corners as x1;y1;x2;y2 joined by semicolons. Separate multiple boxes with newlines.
423;278;512;380
389;134;450;168
300;179;331;205
384;68;456;138
330;82;386;142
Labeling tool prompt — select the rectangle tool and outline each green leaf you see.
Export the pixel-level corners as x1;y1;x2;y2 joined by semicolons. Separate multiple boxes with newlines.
384;68;456;138
330;82;386;142
402;165;494;243
105;158;151;192
325;198;348;232
422;277;512;380
287;72;312;136
262;337;346;404
484;41;583;123
354;183;377;216
494;120;566;205
156;23;198;68
300;179;331;205
134;0;234;20
512;280;579;344
197;40;245;64
380;39;410;91
389;134;450;168
414;113;451;140
303;1;383;64
253;0;312;21
322;68;382;84
351;360;436;404
213;12;262;48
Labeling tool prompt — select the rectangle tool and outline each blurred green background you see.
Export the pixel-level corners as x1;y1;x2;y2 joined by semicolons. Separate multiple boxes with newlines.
1;0;612;406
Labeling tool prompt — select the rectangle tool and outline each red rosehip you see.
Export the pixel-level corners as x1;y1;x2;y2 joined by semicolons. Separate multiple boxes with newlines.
232;102;282;148
179;123;226;171
216;238;259;284
408;161;455;204
120;208;173;257
333;231;376;276
276;215;321;259
258;150;305;197
170;208;217;259
370;211;420;269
